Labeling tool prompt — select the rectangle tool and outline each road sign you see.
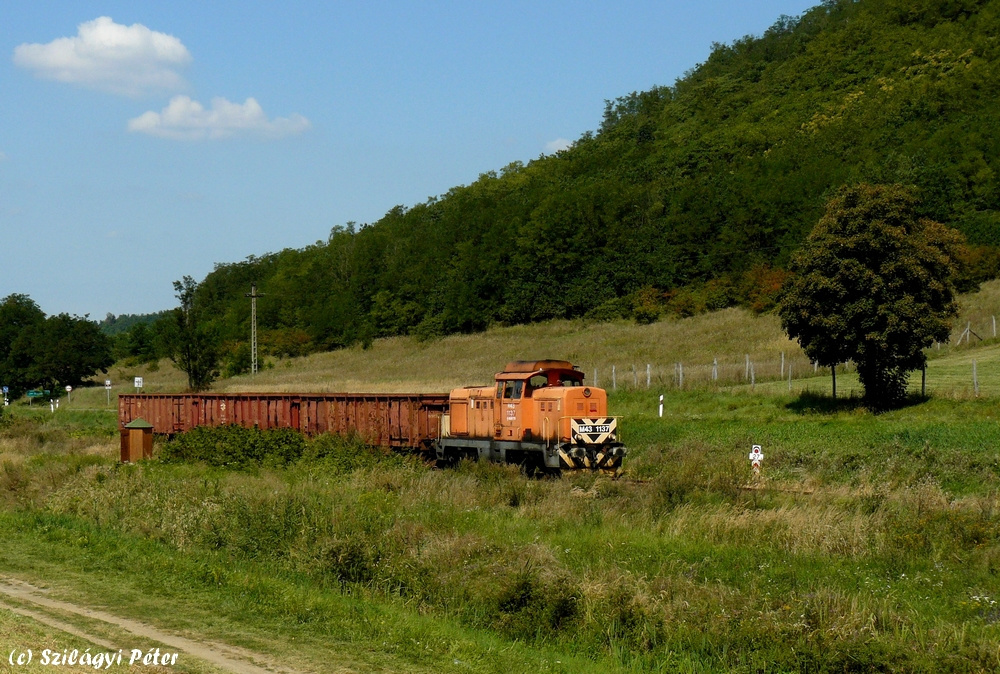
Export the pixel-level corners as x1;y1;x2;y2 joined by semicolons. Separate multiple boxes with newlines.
1;386;7;394
105;380;112;389
65;385;72;392
134;377;144;389
27;390;44;398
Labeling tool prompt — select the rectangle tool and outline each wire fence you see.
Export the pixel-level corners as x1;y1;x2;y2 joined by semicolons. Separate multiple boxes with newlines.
586;354;835;391
585;357;999;398
584;316;1000;398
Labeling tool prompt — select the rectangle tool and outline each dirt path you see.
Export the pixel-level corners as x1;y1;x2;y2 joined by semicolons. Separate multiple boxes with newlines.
0;577;306;674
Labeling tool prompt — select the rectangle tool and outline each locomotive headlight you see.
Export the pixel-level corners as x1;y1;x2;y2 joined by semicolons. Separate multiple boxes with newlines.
583;388;591;398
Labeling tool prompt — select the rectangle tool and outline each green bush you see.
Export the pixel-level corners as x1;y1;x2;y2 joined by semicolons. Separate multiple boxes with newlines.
222;342;252;378
159;426;404;472
160;425;307;469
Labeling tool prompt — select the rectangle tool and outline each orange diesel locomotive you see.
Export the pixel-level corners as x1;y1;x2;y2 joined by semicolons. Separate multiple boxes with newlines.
438;360;626;472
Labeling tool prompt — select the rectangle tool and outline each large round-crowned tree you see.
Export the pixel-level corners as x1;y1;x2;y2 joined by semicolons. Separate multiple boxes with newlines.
779;184;966;410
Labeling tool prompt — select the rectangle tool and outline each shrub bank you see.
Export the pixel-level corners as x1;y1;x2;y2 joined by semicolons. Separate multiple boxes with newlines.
18;446;997;672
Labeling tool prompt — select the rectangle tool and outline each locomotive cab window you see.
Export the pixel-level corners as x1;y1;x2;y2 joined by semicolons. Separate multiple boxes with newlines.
512;380;524;400
524;375;547;398
560;374;583;386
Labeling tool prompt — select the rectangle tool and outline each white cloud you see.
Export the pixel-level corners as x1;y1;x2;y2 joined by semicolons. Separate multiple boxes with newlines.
128;96;311;140
544;138;572;154
13;16;190;96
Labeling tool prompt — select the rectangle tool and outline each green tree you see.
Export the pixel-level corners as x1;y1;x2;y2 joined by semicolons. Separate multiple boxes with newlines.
0;296;112;397
222;341;252;378
164;277;220;391
0;294;45;396
778;184;966;409
121;322;160;363
18;314;113;392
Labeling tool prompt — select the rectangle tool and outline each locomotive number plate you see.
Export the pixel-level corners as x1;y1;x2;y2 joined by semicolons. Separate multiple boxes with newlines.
571;418;617;444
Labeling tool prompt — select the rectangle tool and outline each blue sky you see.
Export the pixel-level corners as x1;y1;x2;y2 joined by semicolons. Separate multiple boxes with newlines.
1;1;818;318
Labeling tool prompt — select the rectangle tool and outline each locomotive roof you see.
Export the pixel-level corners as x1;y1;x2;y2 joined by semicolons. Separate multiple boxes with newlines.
502;360;577;373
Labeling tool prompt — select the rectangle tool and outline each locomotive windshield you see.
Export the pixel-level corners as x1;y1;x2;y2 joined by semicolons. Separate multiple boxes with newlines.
500;380;524;399
496;367;586;399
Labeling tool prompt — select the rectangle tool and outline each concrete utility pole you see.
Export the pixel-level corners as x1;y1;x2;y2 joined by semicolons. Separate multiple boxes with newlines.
245;284;265;376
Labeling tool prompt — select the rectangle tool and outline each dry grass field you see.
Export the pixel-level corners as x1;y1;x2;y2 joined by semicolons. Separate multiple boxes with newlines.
71;279;1000;403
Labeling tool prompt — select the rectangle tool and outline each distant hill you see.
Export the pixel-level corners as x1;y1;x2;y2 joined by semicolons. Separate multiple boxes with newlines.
188;0;1000;357
99;311;168;336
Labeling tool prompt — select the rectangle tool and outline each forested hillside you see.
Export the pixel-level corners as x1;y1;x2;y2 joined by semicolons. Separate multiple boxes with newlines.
167;0;1000;361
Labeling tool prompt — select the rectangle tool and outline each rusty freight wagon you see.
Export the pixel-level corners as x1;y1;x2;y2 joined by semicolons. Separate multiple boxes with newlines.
119;393;449;449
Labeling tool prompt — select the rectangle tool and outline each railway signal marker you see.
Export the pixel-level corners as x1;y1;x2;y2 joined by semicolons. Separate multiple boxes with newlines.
749;444;764;476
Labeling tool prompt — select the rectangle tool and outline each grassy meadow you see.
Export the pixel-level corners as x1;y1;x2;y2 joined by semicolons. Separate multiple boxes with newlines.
2;283;1000;672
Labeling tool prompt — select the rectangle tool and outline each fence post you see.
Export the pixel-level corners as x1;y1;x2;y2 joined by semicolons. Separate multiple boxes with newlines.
781;351;785;378
594;368;599;388
679;362;684;389
788;363;792;391
612;365;616;391
973;359;979;397
632;365;638;388
712;358;718;382
646;364;651;388
750;363;755;391
745;354;750;380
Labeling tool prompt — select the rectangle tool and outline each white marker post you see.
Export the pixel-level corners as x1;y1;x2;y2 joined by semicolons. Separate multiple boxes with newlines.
749;444;764;478
65;384;72;403
658;394;664;418
105;379;112;406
